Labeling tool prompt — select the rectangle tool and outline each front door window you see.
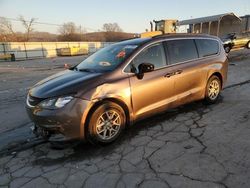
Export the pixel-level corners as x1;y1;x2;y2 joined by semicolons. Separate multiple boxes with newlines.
125;43;167;73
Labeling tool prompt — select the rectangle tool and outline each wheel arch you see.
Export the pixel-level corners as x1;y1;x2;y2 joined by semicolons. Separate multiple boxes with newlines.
210;72;223;88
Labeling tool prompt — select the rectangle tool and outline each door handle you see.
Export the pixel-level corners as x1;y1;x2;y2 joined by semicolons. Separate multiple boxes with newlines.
164;70;182;78
164;73;172;78
175;69;183;74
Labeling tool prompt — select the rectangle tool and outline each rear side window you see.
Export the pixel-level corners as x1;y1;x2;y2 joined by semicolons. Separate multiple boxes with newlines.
195;39;219;57
165;39;198;65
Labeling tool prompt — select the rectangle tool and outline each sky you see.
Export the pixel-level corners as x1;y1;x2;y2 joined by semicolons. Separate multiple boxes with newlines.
0;0;249;34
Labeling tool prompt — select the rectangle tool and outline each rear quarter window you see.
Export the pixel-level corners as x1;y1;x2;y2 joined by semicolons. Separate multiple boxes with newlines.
165;39;198;65
195;39;219;57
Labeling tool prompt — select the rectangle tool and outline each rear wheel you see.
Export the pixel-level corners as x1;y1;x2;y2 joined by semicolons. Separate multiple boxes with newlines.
204;75;221;104
224;45;231;53
87;102;126;144
247;41;250;49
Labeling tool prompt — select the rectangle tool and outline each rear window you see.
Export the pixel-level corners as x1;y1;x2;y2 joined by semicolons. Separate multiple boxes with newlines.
165;39;198;65
195;39;219;57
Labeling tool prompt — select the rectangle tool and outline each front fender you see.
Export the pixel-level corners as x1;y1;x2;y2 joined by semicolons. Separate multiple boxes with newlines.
79;78;134;139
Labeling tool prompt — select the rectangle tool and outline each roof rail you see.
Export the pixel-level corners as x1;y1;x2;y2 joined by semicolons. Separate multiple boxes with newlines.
152;33;213;39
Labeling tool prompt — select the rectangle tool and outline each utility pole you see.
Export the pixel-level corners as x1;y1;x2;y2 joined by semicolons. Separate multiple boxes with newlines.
79;25;82;41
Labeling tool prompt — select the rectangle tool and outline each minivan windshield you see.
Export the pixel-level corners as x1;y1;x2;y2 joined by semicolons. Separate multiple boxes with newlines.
76;44;137;72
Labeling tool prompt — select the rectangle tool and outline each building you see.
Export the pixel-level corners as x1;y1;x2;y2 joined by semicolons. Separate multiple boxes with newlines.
240;15;250;32
177;13;249;37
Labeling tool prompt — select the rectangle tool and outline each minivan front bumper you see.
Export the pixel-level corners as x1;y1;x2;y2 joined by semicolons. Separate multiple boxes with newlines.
26;97;91;141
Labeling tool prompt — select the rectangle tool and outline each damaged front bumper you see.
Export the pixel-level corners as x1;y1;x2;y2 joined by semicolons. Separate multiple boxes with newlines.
26;98;91;141
31;125;70;142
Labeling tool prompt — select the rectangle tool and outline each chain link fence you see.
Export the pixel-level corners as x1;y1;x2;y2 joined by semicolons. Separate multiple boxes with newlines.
0;42;113;61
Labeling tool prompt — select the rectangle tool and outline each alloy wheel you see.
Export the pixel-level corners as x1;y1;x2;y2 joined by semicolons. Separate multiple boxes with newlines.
208;79;220;100
95;110;121;140
225;46;230;53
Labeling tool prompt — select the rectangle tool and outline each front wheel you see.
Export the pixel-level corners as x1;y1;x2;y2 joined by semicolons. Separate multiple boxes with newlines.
204;75;221;104
247;41;250;49
87;102;126;144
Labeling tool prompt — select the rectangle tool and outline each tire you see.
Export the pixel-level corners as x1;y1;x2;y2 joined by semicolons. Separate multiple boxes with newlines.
247;41;250;49
224;45;231;53
204;75;221;104
87;101;126;144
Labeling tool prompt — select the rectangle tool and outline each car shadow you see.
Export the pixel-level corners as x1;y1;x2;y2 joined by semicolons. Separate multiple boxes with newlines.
32;97;224;167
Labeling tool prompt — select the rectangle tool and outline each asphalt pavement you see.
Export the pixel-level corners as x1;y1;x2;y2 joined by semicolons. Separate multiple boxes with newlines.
0;50;250;188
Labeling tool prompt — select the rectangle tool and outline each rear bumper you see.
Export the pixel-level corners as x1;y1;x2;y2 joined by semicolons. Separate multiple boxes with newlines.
26;98;91;140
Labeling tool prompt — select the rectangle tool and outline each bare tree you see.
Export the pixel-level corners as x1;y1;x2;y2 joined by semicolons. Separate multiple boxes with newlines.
19;16;36;41
58;22;77;35
58;22;82;41
0;17;17;41
102;23;123;32
0;17;15;34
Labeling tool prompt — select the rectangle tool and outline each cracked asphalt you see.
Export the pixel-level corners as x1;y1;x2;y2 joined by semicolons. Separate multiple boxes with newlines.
0;50;250;188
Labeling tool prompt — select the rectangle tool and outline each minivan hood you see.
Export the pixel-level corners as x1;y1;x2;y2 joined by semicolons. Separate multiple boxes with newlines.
29;70;103;98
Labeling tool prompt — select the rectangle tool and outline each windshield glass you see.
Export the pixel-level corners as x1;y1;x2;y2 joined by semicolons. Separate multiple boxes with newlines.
76;44;138;72
155;22;164;31
221;33;235;40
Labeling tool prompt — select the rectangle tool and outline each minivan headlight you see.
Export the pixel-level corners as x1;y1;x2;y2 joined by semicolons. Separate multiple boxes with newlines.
39;96;73;109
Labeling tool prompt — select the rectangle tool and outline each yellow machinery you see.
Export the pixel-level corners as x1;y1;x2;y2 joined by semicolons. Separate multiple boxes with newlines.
140;31;163;38
140;19;177;38
0;53;15;61
57;47;88;56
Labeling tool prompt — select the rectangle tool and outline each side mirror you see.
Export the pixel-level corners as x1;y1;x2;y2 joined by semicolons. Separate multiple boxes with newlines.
137;63;154;79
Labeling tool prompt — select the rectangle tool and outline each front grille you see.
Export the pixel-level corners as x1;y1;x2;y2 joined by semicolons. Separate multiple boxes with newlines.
27;95;44;107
